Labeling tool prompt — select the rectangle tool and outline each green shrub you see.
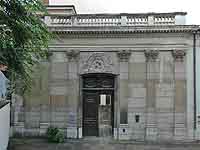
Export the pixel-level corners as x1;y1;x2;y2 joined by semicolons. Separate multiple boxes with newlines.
55;131;65;143
46;126;64;143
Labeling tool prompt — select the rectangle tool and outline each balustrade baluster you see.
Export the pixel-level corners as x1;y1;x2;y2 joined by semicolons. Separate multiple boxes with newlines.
47;12;181;26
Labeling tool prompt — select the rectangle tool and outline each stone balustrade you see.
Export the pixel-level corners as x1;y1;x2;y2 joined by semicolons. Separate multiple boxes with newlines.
44;12;186;27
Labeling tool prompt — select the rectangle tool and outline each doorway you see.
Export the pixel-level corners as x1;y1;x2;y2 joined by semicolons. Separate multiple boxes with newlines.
82;74;115;137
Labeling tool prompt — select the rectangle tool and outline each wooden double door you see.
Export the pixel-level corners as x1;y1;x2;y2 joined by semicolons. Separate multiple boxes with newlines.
82;74;114;137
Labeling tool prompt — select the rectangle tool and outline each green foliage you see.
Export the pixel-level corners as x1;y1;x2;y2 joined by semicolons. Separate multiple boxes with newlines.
0;0;51;93
46;126;65;143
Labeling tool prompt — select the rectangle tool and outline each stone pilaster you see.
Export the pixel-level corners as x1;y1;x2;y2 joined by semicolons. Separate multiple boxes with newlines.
39;122;49;136
49;52;68;131
172;49;187;140
145;49;159;141
117;50;131;139
66;50;80;138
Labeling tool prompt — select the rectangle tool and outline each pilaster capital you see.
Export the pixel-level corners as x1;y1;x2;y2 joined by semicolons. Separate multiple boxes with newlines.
144;49;159;61
117;50;131;62
66;50;80;62
171;49;186;62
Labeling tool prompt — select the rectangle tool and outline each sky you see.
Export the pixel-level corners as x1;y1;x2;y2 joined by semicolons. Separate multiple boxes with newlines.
50;0;200;25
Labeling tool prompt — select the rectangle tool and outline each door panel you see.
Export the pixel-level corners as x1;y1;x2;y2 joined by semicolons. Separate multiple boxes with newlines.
99;91;114;137
83;92;98;136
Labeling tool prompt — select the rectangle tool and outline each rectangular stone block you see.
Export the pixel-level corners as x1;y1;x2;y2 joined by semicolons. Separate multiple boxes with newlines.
114;128;118;139
69;72;79;79
68;63;78;73
67;127;77;138
49;79;68;87
195;128;200;140
146;125;158;141
129;87;146;98
24;128;40;137
131;129;145;141
120;73;128;79
129;63;146;73
128;107;145;113
49;121;64;127
78;127;82;138
174;113;185;124
147;72;160;80
39;123;49;136
175;73;186;80
131;52;145;63
156;83;174;97
128;98;146;108
175;62;186;73
49;87;67;95
128;113;145;125
156;97;173;109
120;62;129;73
174;127;186;140
51;63;67;79
158;131;173;141
132;73;146;82
119;124;130;140
14;122;25;136
51;52;67;62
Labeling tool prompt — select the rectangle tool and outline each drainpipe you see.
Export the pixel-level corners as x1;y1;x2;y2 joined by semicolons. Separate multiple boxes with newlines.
193;30;197;130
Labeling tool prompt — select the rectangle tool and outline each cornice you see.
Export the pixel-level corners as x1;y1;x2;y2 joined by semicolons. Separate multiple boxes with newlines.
49;25;199;35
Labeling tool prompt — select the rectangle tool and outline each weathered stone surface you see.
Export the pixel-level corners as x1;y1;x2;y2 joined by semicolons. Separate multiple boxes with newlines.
119;124;130;140
67;127;77;138
10;10;195;142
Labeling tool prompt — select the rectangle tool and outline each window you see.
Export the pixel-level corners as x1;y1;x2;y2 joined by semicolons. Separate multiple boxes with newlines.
135;115;140;123
99;94;111;106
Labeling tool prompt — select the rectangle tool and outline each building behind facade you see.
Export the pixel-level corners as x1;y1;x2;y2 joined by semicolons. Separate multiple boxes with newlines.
11;2;200;142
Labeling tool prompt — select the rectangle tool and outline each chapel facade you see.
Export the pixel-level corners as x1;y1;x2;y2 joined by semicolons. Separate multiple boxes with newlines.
11;2;200;142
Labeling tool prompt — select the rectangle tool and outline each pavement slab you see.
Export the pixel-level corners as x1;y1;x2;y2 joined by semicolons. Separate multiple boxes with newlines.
9;138;200;150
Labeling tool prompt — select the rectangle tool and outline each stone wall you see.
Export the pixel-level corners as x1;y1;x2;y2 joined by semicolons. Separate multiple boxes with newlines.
118;50;187;141
11;31;194;141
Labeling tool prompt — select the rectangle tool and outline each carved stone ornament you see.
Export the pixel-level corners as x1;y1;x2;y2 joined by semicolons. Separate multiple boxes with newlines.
80;52;113;74
117;50;131;62
144;49;159;61
66;50;80;61
172;49;186;61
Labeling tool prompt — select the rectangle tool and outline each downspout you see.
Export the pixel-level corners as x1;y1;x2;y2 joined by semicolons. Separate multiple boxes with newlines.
193;30;197;130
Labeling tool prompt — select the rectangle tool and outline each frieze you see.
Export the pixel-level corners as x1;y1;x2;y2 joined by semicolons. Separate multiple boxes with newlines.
80;52;114;74
117;50;131;62
50;25;198;35
145;49;159;61
171;49;186;61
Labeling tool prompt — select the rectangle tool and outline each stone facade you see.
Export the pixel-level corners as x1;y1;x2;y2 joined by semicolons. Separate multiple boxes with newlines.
10;5;200;142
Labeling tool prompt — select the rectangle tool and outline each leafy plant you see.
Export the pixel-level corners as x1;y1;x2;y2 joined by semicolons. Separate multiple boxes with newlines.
46;126;64;143
0;0;52;94
55;130;65;143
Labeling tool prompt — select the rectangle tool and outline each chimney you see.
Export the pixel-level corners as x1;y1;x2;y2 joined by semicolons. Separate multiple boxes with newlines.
43;0;49;5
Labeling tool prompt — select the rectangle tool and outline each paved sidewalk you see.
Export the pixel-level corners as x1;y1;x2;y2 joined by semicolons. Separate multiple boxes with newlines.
9;138;200;150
